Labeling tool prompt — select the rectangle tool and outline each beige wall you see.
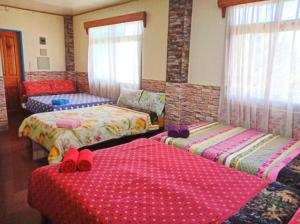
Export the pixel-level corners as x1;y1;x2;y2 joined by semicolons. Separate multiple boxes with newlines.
73;0;169;81
188;0;226;86
0;6;66;72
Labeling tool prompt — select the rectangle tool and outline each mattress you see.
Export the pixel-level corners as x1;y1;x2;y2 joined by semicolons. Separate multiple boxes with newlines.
28;139;300;224
19;105;159;163
152;122;300;190
25;93;114;113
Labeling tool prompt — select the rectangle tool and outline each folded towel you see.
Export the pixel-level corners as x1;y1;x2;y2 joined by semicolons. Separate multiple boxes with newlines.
78;149;93;171
66;116;83;123
168;124;180;138
59;148;79;173
52;98;70;105
180;125;190;138
56;118;82;129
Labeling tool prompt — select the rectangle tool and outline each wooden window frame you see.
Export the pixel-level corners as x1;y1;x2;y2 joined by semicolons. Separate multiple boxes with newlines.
218;0;266;17
84;11;146;33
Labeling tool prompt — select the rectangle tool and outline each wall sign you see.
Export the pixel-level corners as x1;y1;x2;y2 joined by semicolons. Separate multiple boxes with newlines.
39;37;46;45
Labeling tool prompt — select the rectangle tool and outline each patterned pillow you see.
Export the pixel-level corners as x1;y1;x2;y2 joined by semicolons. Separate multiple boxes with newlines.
50;80;76;94
23;81;53;96
117;88;143;108
138;91;166;116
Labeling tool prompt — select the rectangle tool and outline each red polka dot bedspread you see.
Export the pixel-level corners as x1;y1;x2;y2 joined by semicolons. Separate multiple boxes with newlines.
28;139;300;224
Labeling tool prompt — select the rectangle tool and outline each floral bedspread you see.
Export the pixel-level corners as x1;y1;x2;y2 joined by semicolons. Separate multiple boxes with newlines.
19;105;158;163
225;181;300;224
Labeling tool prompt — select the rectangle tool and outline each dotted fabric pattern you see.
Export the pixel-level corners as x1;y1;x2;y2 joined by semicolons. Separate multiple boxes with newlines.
50;80;76;94
289;209;300;224
28;138;269;224
23;81;53;96
25;93;114;113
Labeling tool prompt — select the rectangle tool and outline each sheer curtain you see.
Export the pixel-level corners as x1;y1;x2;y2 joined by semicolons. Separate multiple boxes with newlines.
88;21;143;100
219;0;300;139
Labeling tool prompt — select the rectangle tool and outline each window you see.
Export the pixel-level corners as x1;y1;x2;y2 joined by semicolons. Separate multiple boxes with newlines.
225;0;300;104
88;20;143;99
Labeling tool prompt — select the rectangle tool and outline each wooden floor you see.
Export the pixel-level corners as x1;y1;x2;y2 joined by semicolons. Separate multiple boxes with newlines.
0;112;46;224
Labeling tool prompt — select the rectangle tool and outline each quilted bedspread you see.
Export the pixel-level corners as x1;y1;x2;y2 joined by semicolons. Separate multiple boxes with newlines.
153;122;300;190
19;105;158;163
28;139;300;224
25;93;114;113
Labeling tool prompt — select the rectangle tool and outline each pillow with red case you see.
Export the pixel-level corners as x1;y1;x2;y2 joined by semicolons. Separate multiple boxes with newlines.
50;80;76;94
23;81;53;96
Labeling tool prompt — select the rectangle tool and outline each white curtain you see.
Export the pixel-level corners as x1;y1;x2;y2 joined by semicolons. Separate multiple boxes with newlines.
219;0;300;139
88;21;143;100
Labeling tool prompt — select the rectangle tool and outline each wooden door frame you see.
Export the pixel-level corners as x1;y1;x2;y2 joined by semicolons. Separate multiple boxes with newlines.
0;28;25;81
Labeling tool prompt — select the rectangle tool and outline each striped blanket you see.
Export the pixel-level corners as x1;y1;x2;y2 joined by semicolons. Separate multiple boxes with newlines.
152;122;300;190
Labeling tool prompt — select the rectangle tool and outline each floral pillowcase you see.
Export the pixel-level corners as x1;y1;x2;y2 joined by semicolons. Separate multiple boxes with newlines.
139;91;166;116
117;88;166;116
117;88;143;108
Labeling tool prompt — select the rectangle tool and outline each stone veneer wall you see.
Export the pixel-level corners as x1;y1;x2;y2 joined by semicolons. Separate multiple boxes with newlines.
166;0;193;83
142;79;166;92
72;72;89;93
64;16;75;72
142;79;221;127
165;0;217;127
0;76;8;130
165;83;220;126
24;71;68;81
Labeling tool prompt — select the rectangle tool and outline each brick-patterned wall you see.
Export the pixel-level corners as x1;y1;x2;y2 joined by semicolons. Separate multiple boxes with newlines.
180;84;220;124
142;79;166;92
64;16;75;71
24;71;68;81
141;79;221;127
0;76;8;131
165;0;203;126
69;72;90;92
165;83;182;126
167;0;193;83
165;82;220;126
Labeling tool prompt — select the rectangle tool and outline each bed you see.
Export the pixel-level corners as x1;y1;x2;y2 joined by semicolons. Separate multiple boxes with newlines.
25;93;114;113
19;105;159;163
22;80;114;114
152;122;300;190
28;139;300;224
